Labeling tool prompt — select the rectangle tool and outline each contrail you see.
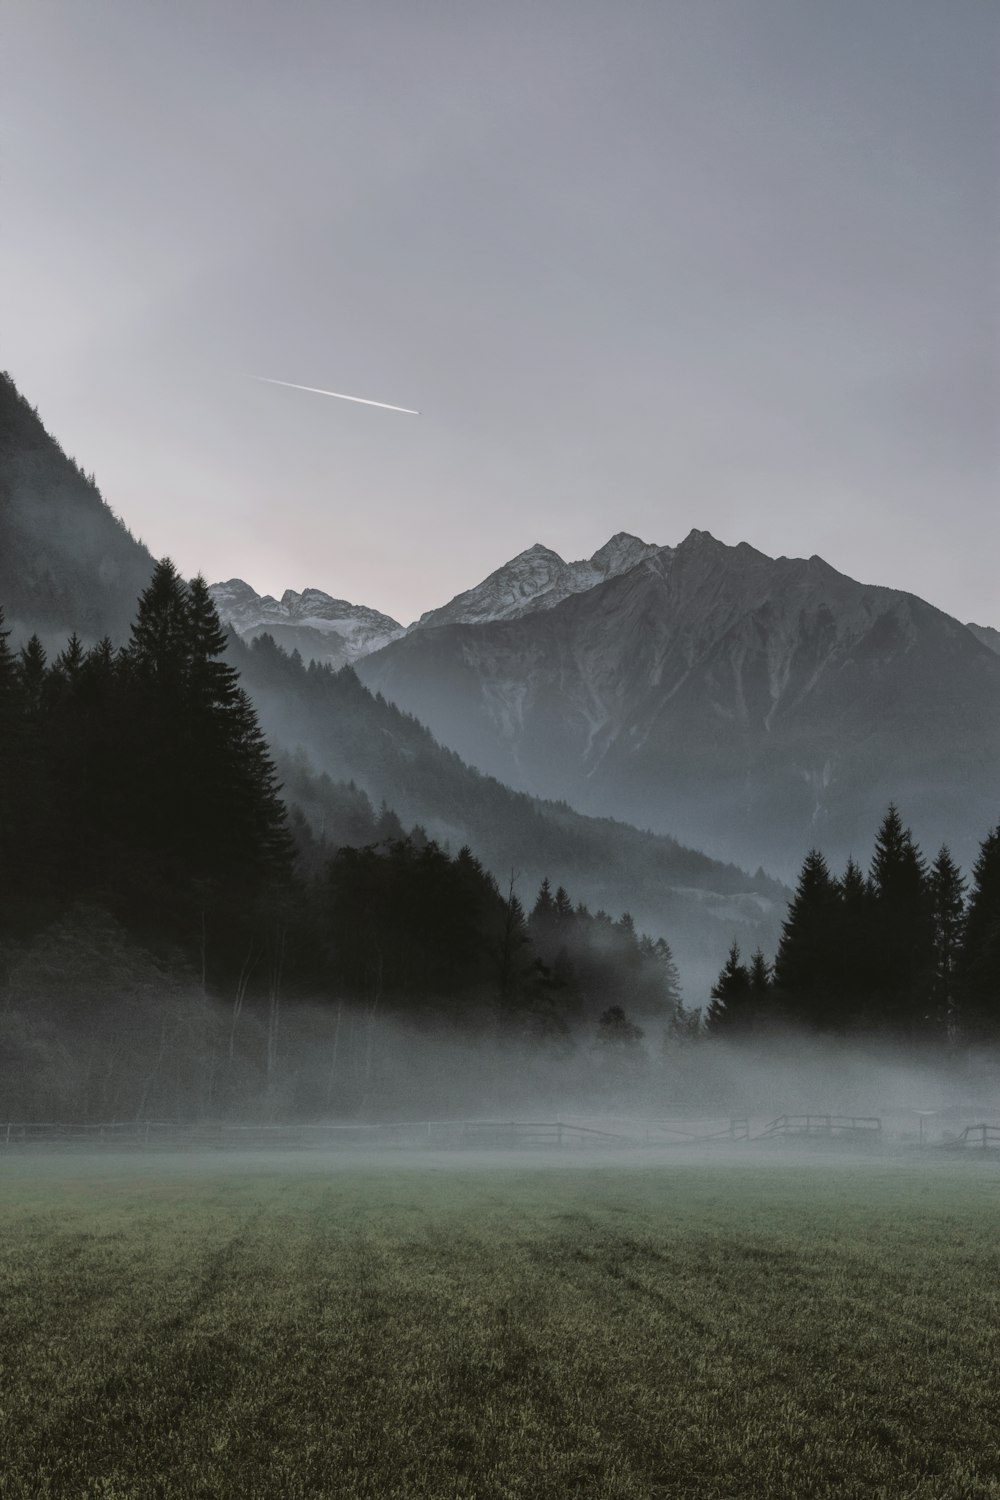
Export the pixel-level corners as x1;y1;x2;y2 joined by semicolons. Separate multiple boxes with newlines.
253;375;419;415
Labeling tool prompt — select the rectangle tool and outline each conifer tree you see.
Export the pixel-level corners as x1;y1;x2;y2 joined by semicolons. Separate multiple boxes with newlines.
18;635;47;715
554;885;574;923
128;558;189;686
0;606;23;894
653;937;683;1011
54;632;85;684
773;850;842;1028
867;805;933;1035
929;846;966;1039
821;855;876;1028
531;877;555;925
185;575;240;713
0;605;20;727
958;826;1000;1039
706;940;753;1034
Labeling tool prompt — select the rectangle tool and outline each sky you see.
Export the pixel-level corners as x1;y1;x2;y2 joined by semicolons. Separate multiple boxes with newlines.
2;0;997;627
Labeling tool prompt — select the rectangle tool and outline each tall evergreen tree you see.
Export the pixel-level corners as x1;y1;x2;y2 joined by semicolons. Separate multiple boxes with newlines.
706;941;753;1034
772;850;842;1028
128;558;189;686
185;575;241;713
0;605;20;737
18;635;47;716
958;826;1000;1039
825;855;877;1028
0;606;23;899
928;846;966;1039
867;805;933;1035
531;877;555;925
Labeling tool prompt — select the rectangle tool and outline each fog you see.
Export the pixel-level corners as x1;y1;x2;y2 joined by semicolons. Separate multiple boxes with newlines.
4;974;997;1155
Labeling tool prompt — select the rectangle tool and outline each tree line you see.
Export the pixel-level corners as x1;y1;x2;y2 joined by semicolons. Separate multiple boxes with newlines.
707;806;998;1042
0;563;684;1119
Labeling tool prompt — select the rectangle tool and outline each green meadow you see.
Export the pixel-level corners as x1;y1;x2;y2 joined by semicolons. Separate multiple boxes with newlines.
1;1150;999;1499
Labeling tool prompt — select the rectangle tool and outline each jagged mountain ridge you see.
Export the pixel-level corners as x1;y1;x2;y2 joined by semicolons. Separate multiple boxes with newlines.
410;531;661;630
208;531;659;667
209;578;403;669
358;530;1000;875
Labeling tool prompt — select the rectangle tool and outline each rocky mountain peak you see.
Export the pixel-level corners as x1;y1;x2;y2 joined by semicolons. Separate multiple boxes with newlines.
208;578;403;669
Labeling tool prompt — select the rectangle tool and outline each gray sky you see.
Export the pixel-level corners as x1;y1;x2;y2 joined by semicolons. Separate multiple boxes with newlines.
3;1;997;625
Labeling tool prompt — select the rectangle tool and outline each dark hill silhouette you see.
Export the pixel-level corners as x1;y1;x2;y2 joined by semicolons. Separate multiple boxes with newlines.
0;372;155;641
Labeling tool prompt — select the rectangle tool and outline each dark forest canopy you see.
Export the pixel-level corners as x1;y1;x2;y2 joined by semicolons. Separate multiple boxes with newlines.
707;806;1000;1043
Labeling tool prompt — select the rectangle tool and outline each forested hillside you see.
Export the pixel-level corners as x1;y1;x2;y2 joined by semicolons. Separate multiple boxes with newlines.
0;373;154;641
0;572;686;1120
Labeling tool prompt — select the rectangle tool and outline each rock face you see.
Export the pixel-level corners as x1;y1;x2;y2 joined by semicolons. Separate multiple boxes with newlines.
208;580;403;668
358;530;1000;874
410;532;661;630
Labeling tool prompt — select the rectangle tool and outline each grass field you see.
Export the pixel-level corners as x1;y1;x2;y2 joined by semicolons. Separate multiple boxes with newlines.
2;1148;999;1499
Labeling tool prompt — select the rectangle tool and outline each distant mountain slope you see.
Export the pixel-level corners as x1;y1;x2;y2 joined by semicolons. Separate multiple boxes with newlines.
0;371;154;642
209;578;402;668
359;530;1000;873
233;633;785;985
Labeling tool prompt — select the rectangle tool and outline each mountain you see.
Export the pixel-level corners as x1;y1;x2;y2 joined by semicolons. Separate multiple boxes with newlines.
0;371;154;642
207;532;658;666
358;530;1000;874
0;373;783;997
209;578;403;668
410;532;661;630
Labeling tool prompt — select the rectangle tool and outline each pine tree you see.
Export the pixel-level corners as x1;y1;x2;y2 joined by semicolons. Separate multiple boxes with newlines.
706;941;753;1034
773;850;842;1028
928;846;966;1040
531;877;555;924
868;805;933;1035
747;948;773;1020
0;606;23;901
128;558;189;686
0;605;20;730
554;885;574;923
835;855;874;1023
185;575;240;713
653;937;683;1012
54;632;85;684
958;826;1000;1040
18;636;48;716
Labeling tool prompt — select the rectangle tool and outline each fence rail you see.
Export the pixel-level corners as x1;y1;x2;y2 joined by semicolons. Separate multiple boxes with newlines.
947;1123;1000;1150
1;1114;890;1151
756;1114;882;1140
0;1119;646;1151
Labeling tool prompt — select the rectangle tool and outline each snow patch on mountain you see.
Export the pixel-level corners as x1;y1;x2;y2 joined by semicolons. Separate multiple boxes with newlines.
209;579;403;668
410;531;662;630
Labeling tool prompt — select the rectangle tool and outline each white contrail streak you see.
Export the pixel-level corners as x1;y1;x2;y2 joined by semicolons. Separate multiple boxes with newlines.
253;375;419;415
